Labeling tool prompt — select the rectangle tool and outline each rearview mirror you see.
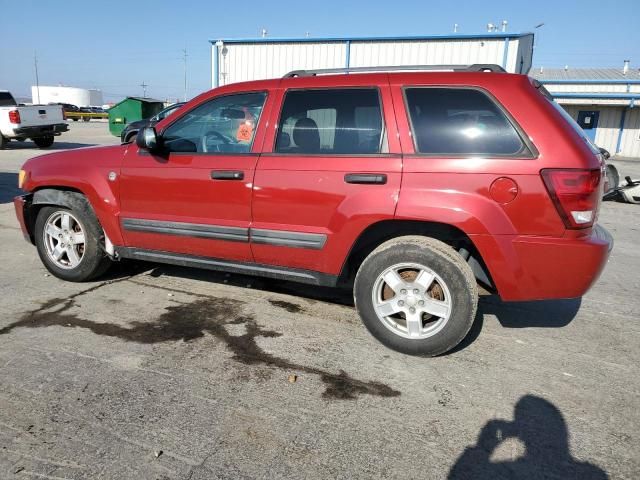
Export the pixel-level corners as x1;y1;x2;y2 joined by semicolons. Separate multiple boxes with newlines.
136;126;160;151
598;147;611;160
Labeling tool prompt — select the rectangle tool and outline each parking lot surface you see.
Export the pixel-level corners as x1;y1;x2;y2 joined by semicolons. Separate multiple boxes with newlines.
0;123;638;479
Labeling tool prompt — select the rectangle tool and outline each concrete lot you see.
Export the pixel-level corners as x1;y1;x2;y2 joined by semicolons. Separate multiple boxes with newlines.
0;123;638;479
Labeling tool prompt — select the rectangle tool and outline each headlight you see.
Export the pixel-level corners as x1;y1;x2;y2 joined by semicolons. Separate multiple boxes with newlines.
18;170;26;189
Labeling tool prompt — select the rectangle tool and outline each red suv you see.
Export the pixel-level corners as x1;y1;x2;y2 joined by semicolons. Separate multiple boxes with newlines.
14;65;613;356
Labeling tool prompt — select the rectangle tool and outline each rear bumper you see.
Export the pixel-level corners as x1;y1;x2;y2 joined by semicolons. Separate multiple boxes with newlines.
12;123;68;138
472;225;613;301
13;194;34;243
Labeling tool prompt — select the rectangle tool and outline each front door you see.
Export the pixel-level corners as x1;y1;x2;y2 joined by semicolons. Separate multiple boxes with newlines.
577;110;599;142
251;78;402;276
119;91;270;262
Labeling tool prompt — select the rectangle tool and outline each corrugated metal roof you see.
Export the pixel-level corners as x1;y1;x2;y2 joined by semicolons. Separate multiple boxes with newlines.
531;67;640;81
211;32;533;44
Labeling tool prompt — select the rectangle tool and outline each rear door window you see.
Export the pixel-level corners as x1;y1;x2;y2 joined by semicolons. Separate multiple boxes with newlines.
404;87;529;156
275;88;386;154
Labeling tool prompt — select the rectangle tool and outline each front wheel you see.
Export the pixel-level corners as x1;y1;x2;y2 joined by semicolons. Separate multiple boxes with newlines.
35;204;111;282
354;236;478;356
33;136;54;148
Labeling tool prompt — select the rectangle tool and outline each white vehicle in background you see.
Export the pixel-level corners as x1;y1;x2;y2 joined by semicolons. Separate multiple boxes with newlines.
0;90;68;149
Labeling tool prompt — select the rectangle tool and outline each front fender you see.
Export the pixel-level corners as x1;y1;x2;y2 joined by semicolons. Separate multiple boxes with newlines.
22;145;126;244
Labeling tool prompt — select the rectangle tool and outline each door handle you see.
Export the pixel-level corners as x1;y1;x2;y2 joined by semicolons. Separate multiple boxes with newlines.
344;173;387;185
211;170;244;180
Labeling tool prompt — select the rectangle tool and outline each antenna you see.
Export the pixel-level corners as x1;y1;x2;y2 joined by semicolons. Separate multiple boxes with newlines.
182;48;188;102
140;81;148;98
34;51;41;104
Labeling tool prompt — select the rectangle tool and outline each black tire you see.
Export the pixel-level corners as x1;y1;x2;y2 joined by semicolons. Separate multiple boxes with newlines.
34;200;112;282
606;163;619;193
33;136;54;148
73;118;79;122
82;117;90;122
354;236;478;356
0;134;7;149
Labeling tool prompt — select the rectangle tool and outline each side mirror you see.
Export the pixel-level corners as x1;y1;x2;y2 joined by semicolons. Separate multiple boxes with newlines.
598;147;611;160
136;126;160;151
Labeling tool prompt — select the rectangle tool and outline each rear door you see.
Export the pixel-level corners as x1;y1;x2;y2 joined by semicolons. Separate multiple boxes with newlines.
119;91;271;262
251;74;402;276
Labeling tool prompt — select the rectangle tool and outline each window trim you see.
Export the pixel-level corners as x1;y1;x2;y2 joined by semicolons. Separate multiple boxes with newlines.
158;90;269;156
401;85;538;159
271;86;390;157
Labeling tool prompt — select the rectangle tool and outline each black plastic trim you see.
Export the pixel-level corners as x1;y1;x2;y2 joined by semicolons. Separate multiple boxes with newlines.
121;218;248;242
115;247;338;286
251;228;327;249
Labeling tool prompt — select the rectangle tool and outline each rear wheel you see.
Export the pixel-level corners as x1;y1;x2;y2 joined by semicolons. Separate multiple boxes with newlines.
354;236;478;356
33;136;54;148
35;204;111;282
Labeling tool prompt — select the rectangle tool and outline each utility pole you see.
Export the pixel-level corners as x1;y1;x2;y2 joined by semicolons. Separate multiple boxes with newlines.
182;48;188;102
140;81;148;98
34;51;41;104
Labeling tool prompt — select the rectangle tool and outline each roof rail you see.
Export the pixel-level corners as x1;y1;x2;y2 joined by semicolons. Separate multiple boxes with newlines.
283;64;506;78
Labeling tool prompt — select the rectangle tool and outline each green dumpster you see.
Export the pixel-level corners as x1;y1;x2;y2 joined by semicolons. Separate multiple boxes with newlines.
108;97;164;137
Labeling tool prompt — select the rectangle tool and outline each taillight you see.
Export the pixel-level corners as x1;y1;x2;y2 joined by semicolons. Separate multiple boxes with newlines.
8;110;21;124
541;168;601;229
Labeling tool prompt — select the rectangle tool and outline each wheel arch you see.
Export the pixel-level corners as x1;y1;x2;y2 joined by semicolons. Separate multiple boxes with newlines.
338;219;495;292
25;187;101;244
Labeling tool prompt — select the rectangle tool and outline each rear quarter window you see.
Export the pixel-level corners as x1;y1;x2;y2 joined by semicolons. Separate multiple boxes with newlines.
404;87;530;157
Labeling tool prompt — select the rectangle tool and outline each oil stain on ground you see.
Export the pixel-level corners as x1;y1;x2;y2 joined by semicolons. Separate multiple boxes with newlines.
1;292;400;400
268;299;305;314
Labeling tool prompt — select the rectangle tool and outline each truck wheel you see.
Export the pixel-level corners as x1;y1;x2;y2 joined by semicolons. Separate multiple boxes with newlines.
33;136;54;148
34;205;111;282
0;134;7;149
82;117;90;122
354;236;478;356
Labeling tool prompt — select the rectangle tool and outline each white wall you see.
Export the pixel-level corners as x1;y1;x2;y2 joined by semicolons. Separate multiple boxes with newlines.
212;36;533;87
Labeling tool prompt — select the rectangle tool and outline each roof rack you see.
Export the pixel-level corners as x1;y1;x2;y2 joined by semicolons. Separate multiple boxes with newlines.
283;64;506;78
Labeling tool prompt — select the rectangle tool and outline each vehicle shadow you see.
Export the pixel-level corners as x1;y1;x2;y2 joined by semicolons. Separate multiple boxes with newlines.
124;262;581;337
0;172;22;204
138;262;355;306
448;394;608;479
449;295;581;354
3;141;97;150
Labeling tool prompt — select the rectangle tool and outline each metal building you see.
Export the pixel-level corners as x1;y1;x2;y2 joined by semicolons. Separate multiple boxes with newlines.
209;33;534;87
31;85;103;108
532;65;640;158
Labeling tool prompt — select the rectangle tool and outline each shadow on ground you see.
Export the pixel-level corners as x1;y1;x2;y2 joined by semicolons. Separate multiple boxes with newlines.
0;172;22;204
448;394;607;479
140;262;582;354
3;141;97;150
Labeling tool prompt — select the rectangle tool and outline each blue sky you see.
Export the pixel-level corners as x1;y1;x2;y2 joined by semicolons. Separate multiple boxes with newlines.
1;0;638;102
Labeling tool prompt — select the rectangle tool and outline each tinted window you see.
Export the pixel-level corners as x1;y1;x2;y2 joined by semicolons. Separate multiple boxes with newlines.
0;91;17;107
405;88;527;156
163;92;266;153
275;89;385;154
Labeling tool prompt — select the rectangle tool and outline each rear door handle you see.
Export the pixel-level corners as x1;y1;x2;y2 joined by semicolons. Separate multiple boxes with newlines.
344;173;387;185
211;170;244;180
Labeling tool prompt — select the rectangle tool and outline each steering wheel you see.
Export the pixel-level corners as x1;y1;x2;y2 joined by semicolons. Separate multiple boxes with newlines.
202;130;230;153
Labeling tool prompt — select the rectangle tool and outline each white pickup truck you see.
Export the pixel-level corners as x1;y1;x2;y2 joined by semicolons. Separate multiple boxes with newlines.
0;90;68;149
